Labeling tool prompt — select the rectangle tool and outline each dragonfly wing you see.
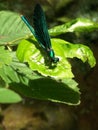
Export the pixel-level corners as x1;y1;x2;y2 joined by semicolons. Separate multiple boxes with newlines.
33;4;51;49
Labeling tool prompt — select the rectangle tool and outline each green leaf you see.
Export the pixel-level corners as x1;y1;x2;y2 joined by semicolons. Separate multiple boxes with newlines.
10;78;80;105
10;53;42;84
0;65;12;83
49;18;98;36
17;39;73;79
0;64;20;84
0;11;31;45
0;88;22;103
17;38;96;79
0;46;14;84
0;52;42;84
0;46;12;68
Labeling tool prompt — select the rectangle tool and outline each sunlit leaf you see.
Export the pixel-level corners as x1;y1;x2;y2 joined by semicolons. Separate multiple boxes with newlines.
49;18;98;36
17;38;96;79
0;11;31;45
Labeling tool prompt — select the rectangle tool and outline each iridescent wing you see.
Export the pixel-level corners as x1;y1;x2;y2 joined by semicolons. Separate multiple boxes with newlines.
33;4;51;50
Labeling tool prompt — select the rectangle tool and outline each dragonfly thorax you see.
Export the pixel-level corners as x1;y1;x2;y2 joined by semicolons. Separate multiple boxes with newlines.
48;49;59;63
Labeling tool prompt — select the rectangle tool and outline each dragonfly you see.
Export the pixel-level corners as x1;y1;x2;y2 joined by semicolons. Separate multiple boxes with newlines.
21;4;59;63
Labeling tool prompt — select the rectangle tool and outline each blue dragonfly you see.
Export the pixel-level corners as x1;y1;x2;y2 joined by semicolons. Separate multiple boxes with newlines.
21;4;59;63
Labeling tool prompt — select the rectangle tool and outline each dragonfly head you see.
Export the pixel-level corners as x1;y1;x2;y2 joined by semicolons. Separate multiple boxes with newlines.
52;57;59;63
48;49;59;63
